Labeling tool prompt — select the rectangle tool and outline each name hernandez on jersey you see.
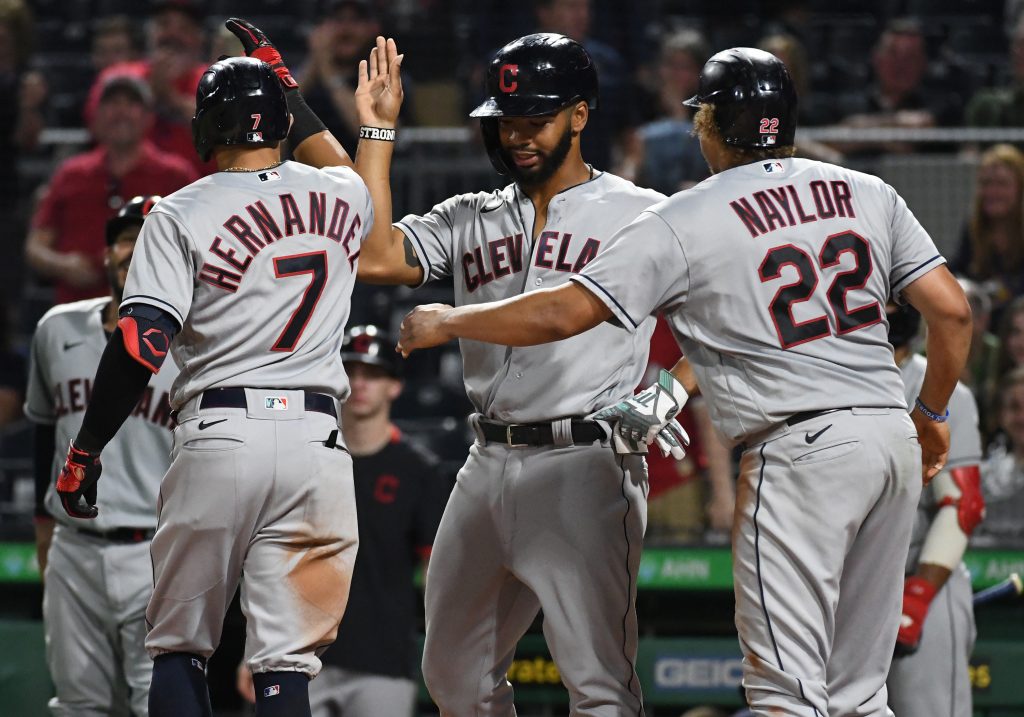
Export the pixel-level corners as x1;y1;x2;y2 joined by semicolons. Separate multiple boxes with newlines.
122;162;372;408
199;190;364;293
396;171;665;423
573;158;945;443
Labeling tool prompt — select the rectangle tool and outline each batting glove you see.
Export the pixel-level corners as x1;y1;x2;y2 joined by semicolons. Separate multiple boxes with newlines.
56;440;102;520
894;575;938;657
594;369;691;460
225;17;298;90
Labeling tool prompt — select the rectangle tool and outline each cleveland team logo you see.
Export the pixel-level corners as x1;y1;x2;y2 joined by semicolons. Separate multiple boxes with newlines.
499;63;519;93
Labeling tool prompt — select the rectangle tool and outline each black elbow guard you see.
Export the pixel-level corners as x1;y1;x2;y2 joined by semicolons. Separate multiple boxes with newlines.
117;304;179;373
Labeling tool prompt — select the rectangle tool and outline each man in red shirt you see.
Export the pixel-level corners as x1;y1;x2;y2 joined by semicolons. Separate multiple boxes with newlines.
25;74;197;305
84;0;212;174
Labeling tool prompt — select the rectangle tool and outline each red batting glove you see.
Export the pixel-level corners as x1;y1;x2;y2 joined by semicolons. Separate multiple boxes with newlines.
894;575;938;657
224;17;298;90
56;441;102;520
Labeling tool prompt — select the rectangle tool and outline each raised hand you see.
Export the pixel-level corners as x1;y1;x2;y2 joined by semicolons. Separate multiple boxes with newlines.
224;17;298;89
355;35;404;127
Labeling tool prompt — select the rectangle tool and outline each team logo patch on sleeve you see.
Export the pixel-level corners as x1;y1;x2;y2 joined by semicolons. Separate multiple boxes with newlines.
265;396;288;410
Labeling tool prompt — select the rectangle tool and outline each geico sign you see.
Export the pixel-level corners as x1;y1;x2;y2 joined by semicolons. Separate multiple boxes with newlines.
654;657;744;689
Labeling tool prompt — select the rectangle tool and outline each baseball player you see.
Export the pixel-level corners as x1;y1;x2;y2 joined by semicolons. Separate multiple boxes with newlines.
242;23;691;715
398;48;975;716
27;196;176;716
885;303;983;717
51;54;380;717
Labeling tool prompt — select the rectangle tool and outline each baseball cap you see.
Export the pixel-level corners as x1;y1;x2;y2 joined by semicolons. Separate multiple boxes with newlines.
99;73;154;108
341;325;402;377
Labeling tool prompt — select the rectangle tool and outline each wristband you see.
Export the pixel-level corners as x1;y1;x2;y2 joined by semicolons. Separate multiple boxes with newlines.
359;126;396;142
286;90;327;148
914;397;949;423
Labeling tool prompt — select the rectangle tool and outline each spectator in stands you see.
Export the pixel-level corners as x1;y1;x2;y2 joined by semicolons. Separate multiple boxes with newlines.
534;0;632;171
0;298;24;428
91;16;142;73
959;278;1001;439
837;18;959;154
24;73;196;306
966;15;1024;127
950;144;1024;324
616;28;709;195
973;366;1024;547
85;0;211;174
300;0;416;157
996;296;1024;381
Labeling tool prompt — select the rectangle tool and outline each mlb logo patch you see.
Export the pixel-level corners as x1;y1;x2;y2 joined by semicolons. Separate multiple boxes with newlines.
246;131;264;143
762;161;785;174
263;685;281;697
258;170;281;182
265;396;289;411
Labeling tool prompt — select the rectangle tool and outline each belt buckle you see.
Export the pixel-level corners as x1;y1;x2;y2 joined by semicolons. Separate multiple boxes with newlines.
506;424;529;448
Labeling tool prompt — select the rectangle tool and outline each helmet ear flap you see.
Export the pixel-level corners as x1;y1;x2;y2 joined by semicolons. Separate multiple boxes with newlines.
480;119;510;176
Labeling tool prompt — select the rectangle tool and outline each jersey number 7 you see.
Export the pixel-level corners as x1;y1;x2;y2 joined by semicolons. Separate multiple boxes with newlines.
271;251;328;352
758;230;881;349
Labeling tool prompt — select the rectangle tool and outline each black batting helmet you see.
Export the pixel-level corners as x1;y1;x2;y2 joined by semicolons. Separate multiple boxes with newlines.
105;195;160;246
684;47;797;150
341;325;401;377
887;302;922;349
470;33;598;174
191;56;289;162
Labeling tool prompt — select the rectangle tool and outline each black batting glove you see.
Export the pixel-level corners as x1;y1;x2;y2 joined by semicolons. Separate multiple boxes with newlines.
56;441;102;520
225;17;298;90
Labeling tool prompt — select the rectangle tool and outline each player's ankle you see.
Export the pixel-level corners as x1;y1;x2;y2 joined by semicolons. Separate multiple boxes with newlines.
252;670;312;717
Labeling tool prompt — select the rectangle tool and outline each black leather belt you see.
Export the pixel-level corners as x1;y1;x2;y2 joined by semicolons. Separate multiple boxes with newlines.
70;525;155;543
785;408;846;427
478;419;605;447
196;387;337;418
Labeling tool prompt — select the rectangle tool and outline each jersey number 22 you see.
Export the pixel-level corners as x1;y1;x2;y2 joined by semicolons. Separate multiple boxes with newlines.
758;230;881;349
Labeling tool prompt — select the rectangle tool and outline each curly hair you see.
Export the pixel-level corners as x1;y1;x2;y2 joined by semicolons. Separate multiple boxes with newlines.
691;104;796;167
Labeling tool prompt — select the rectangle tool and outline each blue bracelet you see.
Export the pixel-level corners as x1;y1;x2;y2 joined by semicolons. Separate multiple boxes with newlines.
915;397;949;423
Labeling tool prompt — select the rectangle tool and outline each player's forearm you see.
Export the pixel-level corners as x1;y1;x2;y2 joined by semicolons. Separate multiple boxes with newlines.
76;330;154;452
917;312;972;414
904;266;972;413
24;231;64;278
443;283;610;346
914;560;954;592
292;130;352;169
667;356;700;396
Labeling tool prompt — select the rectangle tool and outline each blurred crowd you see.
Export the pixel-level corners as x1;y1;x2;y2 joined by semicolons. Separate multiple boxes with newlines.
1;0;1024;548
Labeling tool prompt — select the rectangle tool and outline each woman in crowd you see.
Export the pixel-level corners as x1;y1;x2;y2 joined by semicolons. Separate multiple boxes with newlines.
952;143;1024;326
974;366;1024;547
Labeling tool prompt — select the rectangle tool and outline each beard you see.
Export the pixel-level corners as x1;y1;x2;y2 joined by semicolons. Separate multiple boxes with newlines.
501;123;574;188
106;259;128;303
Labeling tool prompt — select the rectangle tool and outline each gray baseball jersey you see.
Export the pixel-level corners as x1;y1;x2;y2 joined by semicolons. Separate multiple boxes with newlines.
575;157;944;443
899;354;982;572
24;297;177;530
397;171;664;422
576;156;937;715
121;161;372;408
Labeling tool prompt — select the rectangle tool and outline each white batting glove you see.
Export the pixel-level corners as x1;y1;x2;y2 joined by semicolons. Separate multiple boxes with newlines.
593;369;691;460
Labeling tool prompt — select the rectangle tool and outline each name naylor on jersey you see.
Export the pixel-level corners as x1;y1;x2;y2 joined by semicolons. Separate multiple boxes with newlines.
54;379;173;428
463;231;600;292
729;180;855;239
199;192;363;292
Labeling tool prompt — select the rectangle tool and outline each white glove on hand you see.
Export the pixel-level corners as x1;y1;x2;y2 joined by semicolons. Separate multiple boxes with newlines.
593;369;691;460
